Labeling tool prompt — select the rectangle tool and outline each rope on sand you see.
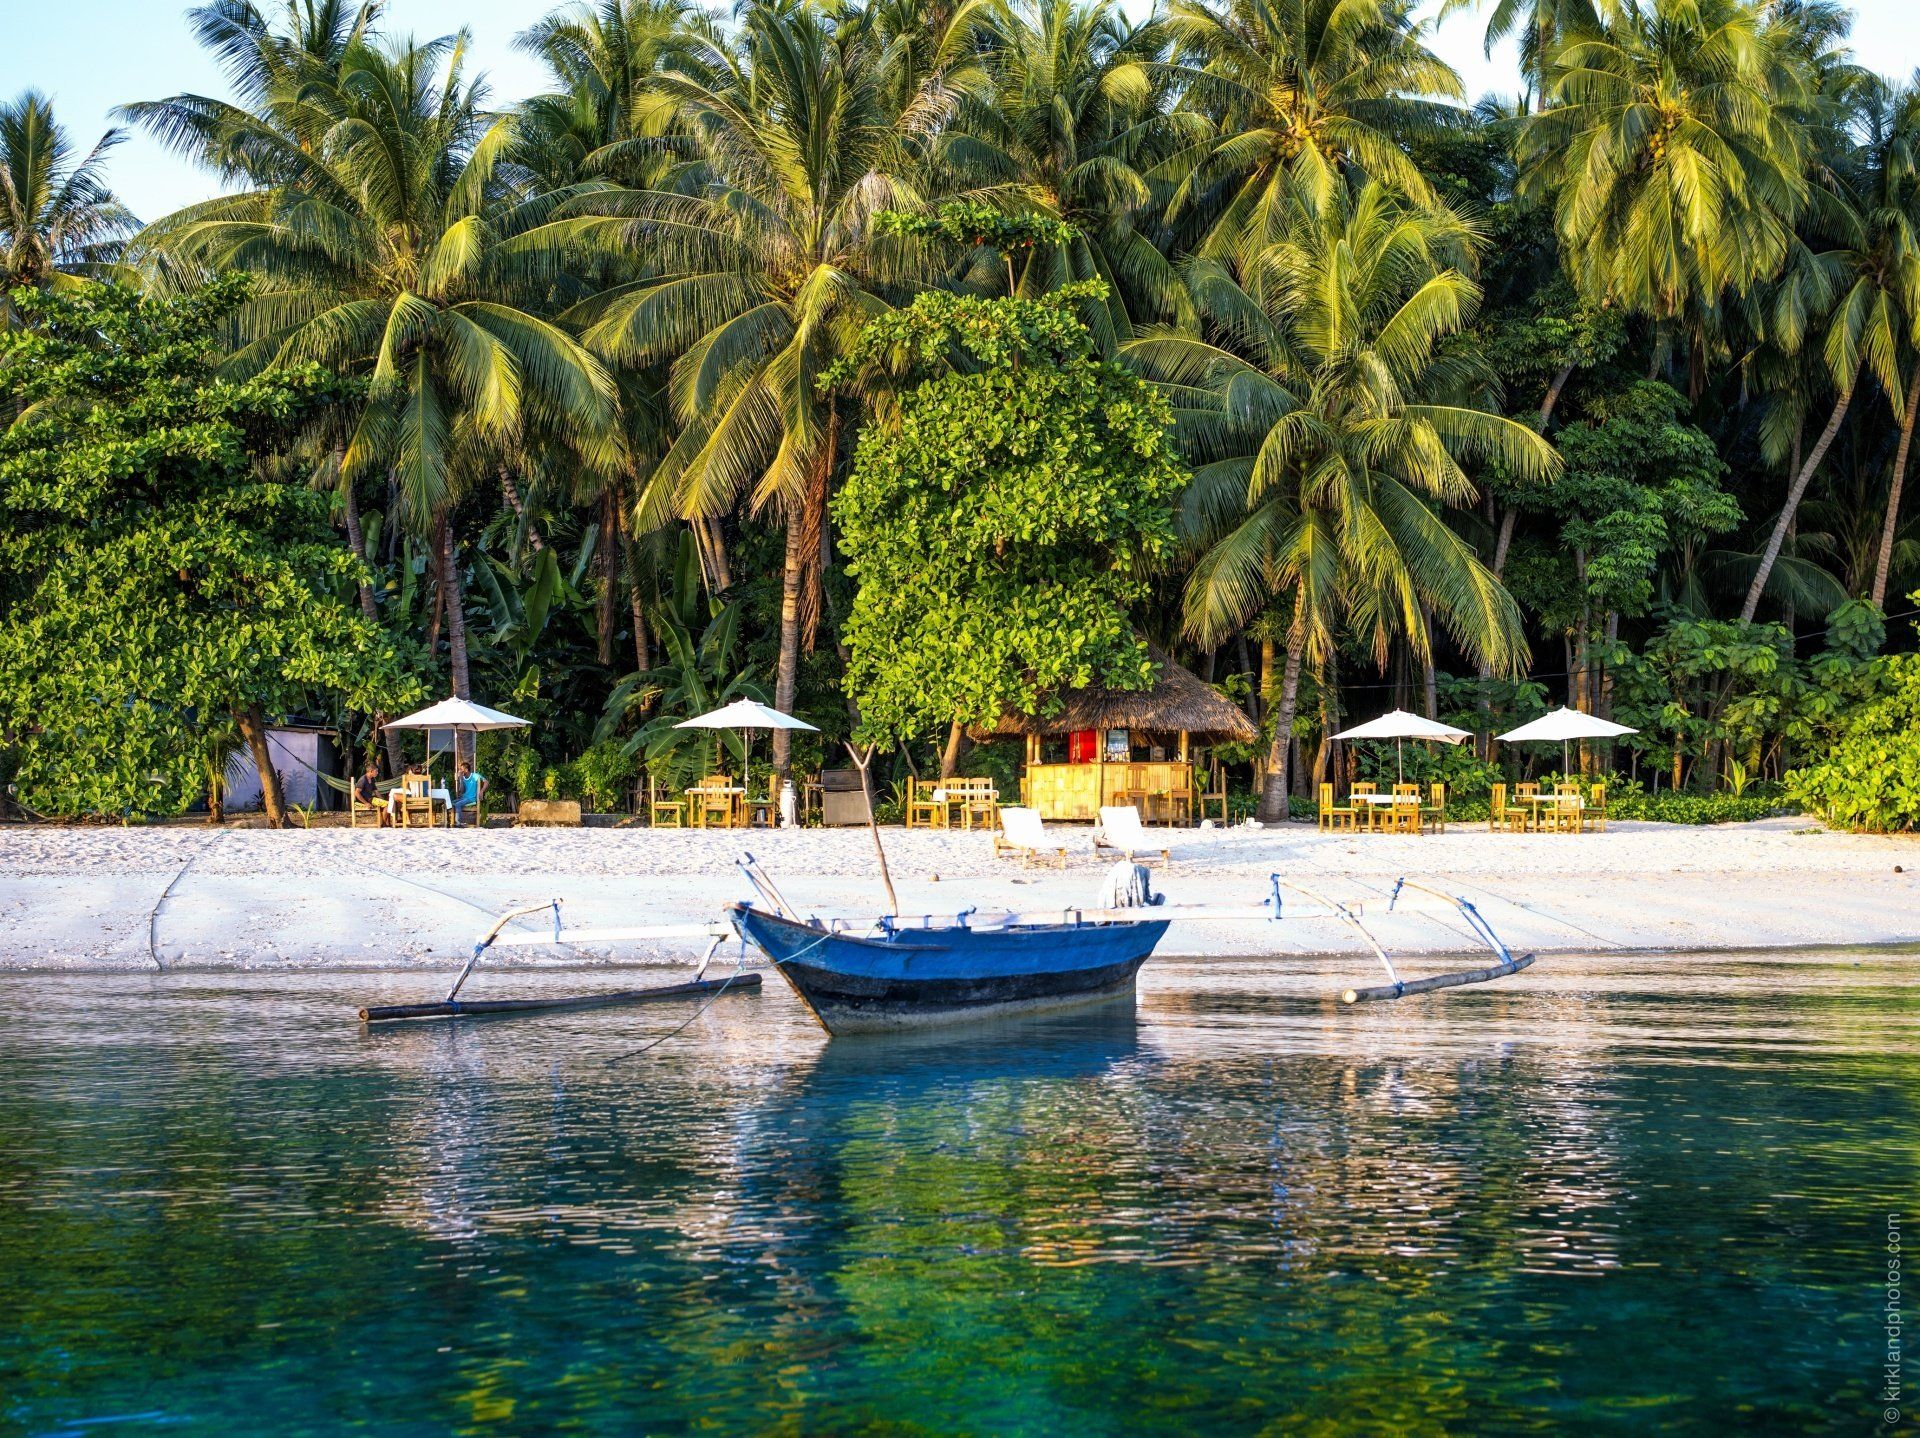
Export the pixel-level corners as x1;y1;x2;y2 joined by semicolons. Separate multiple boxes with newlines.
148;831;229;971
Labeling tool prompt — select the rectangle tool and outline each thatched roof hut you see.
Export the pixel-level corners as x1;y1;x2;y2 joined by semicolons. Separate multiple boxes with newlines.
972;647;1258;744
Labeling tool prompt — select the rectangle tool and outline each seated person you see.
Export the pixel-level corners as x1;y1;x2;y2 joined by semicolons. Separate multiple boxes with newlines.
451;762;488;826
353;762;388;825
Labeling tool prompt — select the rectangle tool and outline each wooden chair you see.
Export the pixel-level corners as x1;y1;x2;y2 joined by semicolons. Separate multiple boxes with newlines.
994;806;1068;867
648;777;685;828
395;770;439;828
1588;783;1608;832
1550;782;1584;834
1094;806;1171;867
349;783;389;828
1113;763;1153;820
1489;782;1527;834
1421;783;1447;834
955;777;999;832
906;777;948;829
1351;781;1380;831
1318;782;1356;832
1388;786;1423;834
689;777;737;829
1196;761;1230;823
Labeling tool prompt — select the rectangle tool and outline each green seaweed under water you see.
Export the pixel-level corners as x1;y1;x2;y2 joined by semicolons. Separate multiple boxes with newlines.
0;952;1915;1435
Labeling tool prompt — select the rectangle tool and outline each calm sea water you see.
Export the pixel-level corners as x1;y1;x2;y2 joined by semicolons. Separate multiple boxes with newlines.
1;953;1915;1435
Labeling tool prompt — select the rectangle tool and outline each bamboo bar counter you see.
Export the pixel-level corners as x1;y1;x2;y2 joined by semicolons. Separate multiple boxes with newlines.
974;647;1259;823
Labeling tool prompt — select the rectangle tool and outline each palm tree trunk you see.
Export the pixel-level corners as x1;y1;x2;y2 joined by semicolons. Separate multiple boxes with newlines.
626;539;651;675
1872;365;1920;609
438;514;473;767
771;498;807;790
696;516;732;594
499;468;545;551
1257;594;1306;824
596;488;617;667
340;471;407;778
236;705;286;828
1743;376;1857;624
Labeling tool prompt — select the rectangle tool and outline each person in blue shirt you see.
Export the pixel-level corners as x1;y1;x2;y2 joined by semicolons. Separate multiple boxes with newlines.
452;761;487;827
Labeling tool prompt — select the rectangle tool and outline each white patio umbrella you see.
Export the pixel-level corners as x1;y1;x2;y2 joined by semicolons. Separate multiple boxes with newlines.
1497;707;1638;774
1330;709;1473;782
676;699;817;825
383;697;530;763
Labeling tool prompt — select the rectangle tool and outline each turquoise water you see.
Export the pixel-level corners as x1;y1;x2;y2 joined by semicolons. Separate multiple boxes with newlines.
1;953;1915;1434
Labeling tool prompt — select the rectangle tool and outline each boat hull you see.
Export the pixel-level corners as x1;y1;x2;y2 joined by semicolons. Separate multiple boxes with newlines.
729;904;1171;1034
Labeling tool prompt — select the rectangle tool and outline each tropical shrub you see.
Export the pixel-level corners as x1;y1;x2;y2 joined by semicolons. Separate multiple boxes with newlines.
1787;653;1920;831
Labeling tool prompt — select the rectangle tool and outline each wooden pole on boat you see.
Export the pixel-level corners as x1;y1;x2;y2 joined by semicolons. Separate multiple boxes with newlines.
845;742;898;916
360;974;760;1023
1342;953;1534;1005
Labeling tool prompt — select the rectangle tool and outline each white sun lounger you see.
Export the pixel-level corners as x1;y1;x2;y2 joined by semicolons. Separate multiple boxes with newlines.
993;806;1068;867
1094;806;1171;867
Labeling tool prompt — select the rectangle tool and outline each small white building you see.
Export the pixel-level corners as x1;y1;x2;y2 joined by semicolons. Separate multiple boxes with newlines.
224;724;341;812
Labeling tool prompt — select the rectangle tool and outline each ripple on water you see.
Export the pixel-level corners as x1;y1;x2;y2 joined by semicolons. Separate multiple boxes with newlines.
0;952;1915;1434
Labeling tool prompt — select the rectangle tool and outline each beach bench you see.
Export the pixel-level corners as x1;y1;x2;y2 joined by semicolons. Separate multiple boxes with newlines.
516;799;582;827
993;806;1068;867
1094;806;1171;867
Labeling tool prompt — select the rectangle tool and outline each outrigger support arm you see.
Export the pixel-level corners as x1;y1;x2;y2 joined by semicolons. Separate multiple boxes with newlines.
448;899;563;1002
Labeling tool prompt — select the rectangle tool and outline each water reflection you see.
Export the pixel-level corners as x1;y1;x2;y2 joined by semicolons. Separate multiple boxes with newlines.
0;952;1915;1433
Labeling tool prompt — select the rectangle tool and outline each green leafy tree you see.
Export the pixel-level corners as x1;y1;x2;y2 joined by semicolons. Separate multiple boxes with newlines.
0;280;417;822
828;285;1184;748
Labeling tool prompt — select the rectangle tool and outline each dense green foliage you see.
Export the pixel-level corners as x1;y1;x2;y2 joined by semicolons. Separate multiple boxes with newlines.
0;281;415;816
1787;649;1920;831
5;0;1920;824
832;287;1184;745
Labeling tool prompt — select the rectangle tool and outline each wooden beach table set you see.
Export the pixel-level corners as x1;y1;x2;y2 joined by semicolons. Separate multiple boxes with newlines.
1320;781;1608;835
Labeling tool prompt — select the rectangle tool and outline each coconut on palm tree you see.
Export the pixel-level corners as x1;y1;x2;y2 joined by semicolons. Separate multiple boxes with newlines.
1159;0;1465;251
1124;181;1560;819
1516;0;1810;340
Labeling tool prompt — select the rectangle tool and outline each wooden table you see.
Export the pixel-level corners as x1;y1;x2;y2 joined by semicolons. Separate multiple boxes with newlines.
1514;793;1585;832
1350;792;1423;832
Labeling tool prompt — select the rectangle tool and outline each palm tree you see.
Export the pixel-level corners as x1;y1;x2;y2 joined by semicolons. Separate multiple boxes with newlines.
1158;0;1464;251
130;33;624;739
1123;182;1560;820
939;0;1194;346
1742;71;1920;622
1515;0;1810;340
561;3;950;788
0;92;136;316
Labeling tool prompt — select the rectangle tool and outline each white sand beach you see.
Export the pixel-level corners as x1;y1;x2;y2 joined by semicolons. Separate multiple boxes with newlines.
2;816;1915;975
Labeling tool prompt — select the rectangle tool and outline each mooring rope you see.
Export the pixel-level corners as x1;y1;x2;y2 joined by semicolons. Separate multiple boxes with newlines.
602;930;826;1067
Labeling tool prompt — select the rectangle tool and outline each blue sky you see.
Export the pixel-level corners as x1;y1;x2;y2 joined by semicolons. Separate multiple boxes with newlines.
7;0;1918;225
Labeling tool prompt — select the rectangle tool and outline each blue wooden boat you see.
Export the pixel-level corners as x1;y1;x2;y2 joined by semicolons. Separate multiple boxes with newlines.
729;903;1172;1035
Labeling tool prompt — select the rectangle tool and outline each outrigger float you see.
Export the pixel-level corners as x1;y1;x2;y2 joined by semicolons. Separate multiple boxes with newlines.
359;855;1532;1033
